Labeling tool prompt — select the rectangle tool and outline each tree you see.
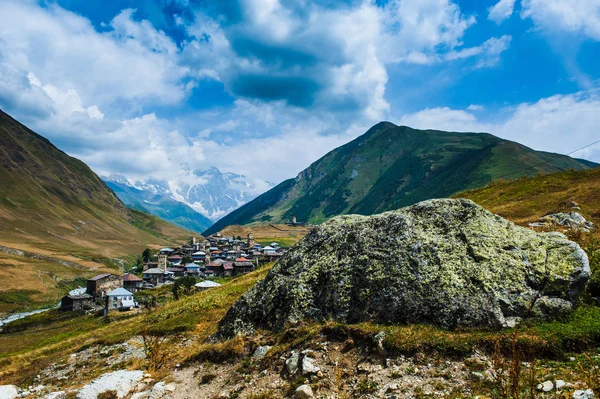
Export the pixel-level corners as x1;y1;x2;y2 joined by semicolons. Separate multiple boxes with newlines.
172;276;197;300
182;255;193;264
142;248;157;262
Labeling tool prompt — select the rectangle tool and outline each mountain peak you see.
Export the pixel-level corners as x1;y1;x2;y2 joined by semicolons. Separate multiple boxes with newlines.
203;124;595;235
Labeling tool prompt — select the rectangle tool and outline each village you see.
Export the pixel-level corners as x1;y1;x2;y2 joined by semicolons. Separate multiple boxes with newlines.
59;232;287;313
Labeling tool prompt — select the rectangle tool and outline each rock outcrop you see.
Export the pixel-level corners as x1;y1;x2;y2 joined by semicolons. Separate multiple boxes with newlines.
218;199;589;336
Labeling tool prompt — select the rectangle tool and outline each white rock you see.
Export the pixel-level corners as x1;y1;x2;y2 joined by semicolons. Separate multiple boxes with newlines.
537;381;553;392
149;382;166;399
295;384;314;399
286;352;300;375
0;386;19;399
252;346;272;360
130;392;150;399
573;389;595;399
301;356;320;375
44;392;66;399
76;370;144;399
555;380;566;390
164;383;177;393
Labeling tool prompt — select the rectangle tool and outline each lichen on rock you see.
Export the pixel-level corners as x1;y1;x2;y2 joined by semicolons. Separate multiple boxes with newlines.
218;199;590;337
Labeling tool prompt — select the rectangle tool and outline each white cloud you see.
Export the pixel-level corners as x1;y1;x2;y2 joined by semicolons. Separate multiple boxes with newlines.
397;90;600;162
521;0;600;40
0;0;519;191
0;1;189;112
444;35;512;68
488;0;516;24
380;0;476;58
467;104;485;111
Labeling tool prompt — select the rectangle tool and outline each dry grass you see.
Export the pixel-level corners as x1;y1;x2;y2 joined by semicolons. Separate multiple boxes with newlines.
0;264;273;386
219;224;311;246
455;168;600;238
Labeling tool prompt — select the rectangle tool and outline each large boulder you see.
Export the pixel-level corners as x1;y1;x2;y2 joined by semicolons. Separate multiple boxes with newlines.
218;199;589;336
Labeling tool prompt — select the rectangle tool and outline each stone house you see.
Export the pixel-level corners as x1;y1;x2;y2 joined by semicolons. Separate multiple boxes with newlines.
233;261;255;275
86;274;122;299
61;294;93;311
123;273;144;293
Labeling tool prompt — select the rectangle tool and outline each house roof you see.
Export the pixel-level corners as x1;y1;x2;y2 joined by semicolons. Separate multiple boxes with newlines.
167;267;185;272
123;273;142;282
195;281;222;288
160;248;174;252
235;257;249;262
107;287;133;296
185;263;200;268
143;268;167;274
192;251;206;255
88;273;114;281
223;263;234;270
234;261;254;267
65;294;92;300
168;255;182;259
263;246;275;250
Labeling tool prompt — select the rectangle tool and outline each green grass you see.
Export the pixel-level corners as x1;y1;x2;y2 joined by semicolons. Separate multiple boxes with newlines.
0;264;274;385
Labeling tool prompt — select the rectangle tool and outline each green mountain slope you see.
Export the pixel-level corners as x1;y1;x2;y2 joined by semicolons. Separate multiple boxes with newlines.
0;109;194;313
105;181;213;233
204;122;596;235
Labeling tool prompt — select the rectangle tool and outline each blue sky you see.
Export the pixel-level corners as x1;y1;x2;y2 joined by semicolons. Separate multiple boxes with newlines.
0;0;599;188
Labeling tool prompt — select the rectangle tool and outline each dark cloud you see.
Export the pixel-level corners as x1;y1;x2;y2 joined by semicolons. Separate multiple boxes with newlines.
230;74;321;107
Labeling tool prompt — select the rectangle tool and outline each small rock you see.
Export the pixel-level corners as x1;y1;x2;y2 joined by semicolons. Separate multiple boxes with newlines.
573;389;595;399
301;356;320;375
44;392;66;399
570;357;576;361
555;380;566;390
164;383;176;392
130;393;150;399
286;352;300;375
537;381;553;392
252;346;272;361
374;331;386;357
136;383;148;392
0;386;19;399
295;384;314;399
471;372;484;380
149;382;166;399
77;370;144;399
386;383;399;393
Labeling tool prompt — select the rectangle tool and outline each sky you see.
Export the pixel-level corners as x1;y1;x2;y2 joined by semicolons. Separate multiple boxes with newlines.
0;0;599;189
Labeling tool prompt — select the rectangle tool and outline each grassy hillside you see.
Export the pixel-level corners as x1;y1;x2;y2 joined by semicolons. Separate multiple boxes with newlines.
105;180;213;233
204;122;595;235
455;167;600;234
0;109;195;313
219;223;312;247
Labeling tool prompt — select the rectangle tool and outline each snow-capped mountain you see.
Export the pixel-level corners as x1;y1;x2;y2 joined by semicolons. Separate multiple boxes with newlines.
104;167;273;222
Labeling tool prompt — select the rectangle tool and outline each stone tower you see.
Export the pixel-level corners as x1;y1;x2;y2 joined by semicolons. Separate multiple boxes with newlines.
157;255;167;272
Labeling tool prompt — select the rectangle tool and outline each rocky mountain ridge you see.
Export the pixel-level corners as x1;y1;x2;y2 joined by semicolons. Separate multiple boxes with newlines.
204;122;596;235
105;167;273;222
